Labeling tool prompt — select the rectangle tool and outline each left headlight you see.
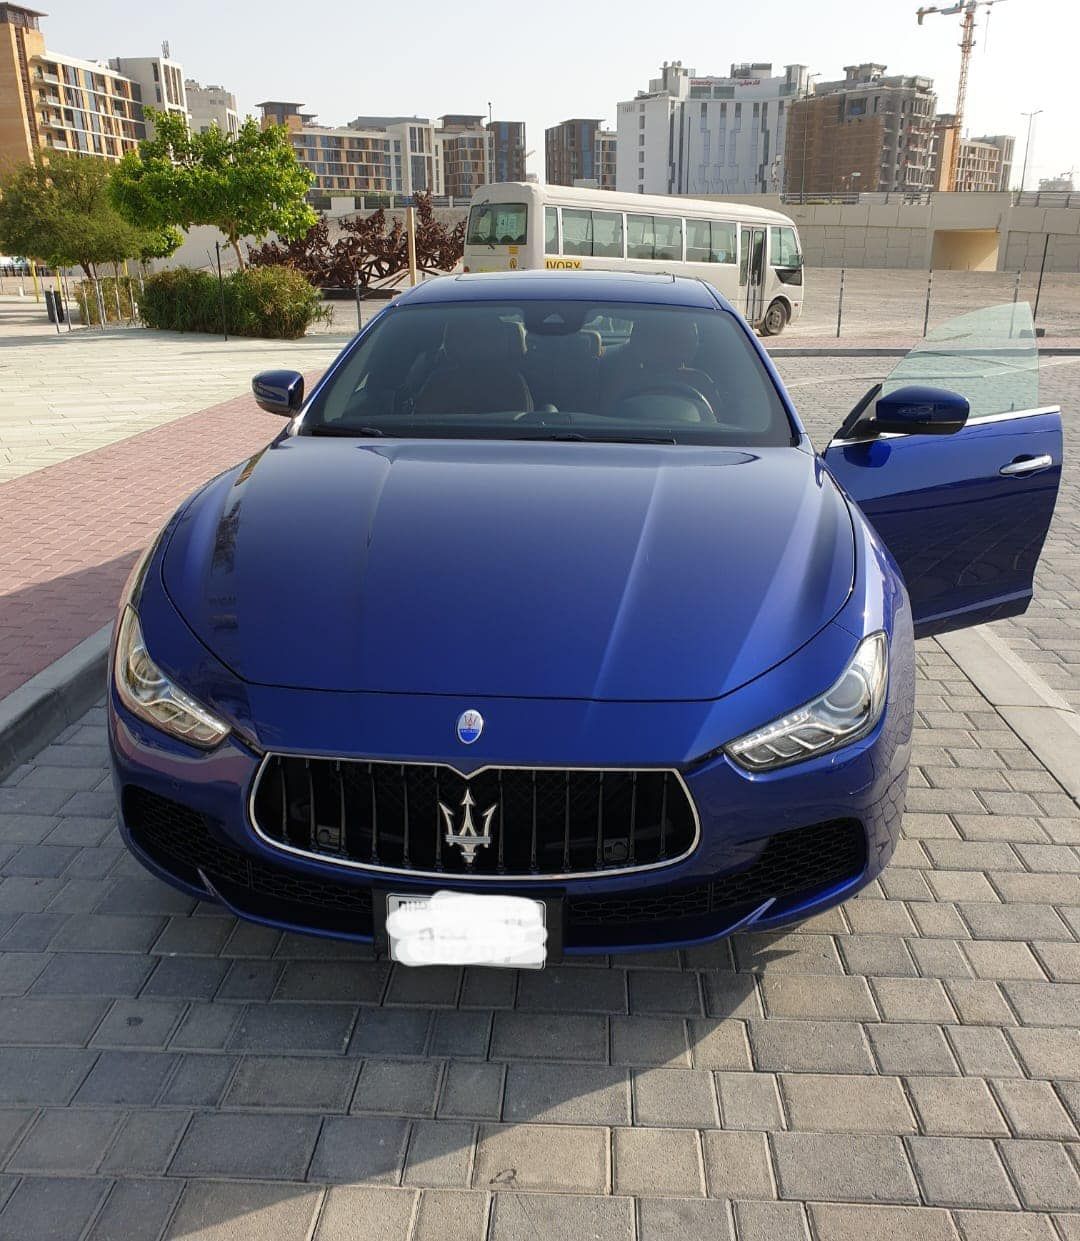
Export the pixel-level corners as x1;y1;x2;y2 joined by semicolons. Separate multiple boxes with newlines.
114;606;231;748
726;631;888;772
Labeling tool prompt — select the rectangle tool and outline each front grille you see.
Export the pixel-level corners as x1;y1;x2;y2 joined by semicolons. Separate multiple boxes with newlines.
123;787;373;934
566;818;866;926
251;757;698;878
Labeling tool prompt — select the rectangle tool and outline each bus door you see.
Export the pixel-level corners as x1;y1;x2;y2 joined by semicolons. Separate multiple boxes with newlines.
739;226;767;323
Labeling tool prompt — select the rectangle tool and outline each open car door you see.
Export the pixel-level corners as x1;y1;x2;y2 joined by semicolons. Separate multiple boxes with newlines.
823;304;1062;638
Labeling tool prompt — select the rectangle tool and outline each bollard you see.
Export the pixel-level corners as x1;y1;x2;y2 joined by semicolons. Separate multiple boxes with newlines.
214;242;228;341
835;268;845;338
407;206;418;287
922;269;933;338
94;278;107;329
1033;234;1050;323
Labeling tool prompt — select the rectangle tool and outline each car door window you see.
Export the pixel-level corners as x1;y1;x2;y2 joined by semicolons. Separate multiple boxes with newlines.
879;303;1039;419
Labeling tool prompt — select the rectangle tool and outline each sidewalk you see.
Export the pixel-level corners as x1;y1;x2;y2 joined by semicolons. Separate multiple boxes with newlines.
0;302;348;484
0;384;318;700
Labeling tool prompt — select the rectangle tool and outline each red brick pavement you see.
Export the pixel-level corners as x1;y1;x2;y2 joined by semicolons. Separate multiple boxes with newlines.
0;383;317;700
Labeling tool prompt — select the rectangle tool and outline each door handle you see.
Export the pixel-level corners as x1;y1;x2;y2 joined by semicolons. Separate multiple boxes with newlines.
1000;454;1053;477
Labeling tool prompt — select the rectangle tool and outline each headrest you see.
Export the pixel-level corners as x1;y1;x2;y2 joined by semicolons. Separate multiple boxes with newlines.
627;315;699;367
443;314;525;363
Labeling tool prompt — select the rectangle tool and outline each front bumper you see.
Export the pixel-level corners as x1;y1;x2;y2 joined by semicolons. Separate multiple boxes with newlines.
109;664;911;956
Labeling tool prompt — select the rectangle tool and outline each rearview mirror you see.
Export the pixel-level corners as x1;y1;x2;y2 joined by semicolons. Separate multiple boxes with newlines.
873;385;969;436
252;369;304;417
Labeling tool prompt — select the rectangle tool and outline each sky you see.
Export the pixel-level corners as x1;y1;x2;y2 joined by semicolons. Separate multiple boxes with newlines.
42;0;1077;188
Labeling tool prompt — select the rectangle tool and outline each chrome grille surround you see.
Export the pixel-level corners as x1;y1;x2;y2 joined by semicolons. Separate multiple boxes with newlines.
248;754;701;881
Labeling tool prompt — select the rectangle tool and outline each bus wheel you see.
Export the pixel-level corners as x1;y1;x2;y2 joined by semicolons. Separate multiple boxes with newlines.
760;300;789;336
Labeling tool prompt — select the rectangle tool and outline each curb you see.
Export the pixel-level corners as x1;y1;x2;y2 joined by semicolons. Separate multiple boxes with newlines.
936;625;1080;803
0;623;112;782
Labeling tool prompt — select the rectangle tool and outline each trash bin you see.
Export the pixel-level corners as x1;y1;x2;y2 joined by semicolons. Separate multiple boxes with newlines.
43;288;66;324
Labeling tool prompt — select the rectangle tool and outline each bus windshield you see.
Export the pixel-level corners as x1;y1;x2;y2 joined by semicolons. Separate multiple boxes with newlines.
467;202;528;247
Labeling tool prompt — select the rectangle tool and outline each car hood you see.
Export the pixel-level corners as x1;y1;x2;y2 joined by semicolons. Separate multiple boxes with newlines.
162;437;854;701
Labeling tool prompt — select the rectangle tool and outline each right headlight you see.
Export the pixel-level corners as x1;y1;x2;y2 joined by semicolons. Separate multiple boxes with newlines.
725;631;888;772
114;605;231;749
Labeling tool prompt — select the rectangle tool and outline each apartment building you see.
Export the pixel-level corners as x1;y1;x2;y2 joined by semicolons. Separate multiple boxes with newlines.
955;132;1013;192
546;118;616;189
109;51;186;137
186;79;238;136
615;62;810;195
260;103;525;203
1;3;146;166
784;63;938;196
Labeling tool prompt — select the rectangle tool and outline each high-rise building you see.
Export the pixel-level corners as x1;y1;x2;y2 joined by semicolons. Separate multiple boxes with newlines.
438;115;492;200
546;119;616;189
259;103;524;202
109;51;187;138
784;64;938;196
487;119;526;183
186;80;238;136
615;62;809;195
0;3;147;166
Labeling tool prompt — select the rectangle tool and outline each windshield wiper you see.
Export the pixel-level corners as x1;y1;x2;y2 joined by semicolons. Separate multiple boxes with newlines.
307;425;386;437
519;432;678;445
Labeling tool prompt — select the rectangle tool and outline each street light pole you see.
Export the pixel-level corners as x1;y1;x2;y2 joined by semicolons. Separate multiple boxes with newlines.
1019;109;1042;191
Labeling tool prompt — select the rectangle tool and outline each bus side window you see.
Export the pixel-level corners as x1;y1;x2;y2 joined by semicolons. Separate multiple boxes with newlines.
654;216;682;261
627;214;655;260
562;209;593;256
711;222;736;263
686;219;712;262
592;211;624;258
545;207;559;255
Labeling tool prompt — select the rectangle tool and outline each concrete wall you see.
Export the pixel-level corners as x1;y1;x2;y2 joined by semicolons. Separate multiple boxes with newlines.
703;192;1080;272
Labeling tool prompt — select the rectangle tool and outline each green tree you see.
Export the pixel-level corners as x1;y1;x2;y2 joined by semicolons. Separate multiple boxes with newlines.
110;111;317;269
0;153;181;277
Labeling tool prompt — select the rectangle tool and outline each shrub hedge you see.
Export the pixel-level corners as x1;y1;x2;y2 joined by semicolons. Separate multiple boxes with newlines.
138;266;327;338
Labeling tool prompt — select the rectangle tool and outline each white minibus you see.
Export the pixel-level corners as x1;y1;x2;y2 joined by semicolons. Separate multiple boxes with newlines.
463;182;803;335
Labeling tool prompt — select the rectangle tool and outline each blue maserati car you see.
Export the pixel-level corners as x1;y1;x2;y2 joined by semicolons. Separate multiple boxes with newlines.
108;271;1061;964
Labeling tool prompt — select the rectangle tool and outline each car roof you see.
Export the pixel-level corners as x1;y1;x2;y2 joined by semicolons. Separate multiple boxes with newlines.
396;269;729;311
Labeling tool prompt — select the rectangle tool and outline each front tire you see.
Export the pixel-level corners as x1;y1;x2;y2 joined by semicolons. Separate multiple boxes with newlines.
759;299;789;336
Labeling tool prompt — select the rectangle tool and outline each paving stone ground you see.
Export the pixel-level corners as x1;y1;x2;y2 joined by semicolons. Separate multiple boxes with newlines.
0;652;1078;1238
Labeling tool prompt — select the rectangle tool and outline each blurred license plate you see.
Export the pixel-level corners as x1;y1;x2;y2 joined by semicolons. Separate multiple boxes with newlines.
386;891;547;969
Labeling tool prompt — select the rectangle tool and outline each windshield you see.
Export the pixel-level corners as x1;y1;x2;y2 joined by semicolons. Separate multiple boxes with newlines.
301;299;795;446
467;202;528;247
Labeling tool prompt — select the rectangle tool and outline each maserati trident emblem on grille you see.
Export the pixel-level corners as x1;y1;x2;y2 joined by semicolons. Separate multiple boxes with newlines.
439;788;495;866
456;709;484;745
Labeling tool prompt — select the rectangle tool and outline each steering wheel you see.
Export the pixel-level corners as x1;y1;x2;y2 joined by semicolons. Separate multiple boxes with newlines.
617;382;717;423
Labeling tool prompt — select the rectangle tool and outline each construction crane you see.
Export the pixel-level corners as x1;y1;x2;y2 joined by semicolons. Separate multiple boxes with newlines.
917;0;1005;190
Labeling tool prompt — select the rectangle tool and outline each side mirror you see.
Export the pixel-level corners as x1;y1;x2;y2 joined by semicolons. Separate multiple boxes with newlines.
873;384;969;436
252;369;304;417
